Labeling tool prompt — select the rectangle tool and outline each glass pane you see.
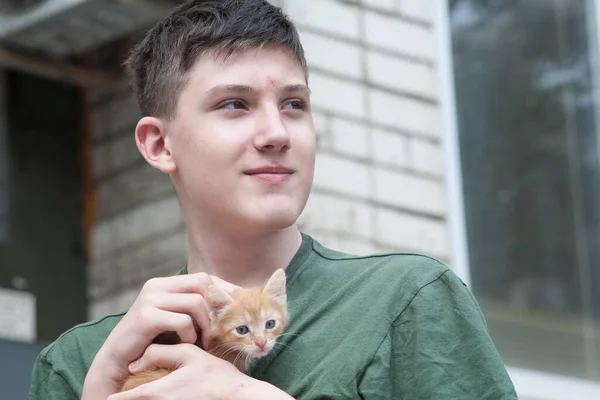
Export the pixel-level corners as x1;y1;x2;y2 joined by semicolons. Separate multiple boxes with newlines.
449;0;600;381
0;71;8;243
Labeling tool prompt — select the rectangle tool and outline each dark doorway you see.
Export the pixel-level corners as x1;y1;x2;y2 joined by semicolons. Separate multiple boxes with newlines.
0;68;88;396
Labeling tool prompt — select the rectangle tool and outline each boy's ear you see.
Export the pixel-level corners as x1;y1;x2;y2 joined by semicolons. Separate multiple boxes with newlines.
135;116;176;174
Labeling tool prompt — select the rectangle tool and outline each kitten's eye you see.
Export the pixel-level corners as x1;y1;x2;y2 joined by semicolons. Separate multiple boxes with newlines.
236;325;249;335
265;320;276;329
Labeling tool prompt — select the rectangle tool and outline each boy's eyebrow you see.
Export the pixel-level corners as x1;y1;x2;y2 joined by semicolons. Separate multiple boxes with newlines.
206;84;254;95
282;84;311;94
205;84;311;95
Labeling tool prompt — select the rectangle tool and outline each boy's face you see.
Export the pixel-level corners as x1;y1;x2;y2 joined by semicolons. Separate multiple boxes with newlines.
164;46;316;232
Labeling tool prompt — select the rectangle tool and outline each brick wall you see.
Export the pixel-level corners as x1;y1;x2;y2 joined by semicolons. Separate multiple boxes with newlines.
87;0;448;319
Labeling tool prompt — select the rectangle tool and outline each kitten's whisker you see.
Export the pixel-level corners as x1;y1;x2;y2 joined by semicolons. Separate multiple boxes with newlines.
220;344;246;359
211;342;242;352
233;349;248;368
200;274;288;372
274;342;300;356
209;343;234;352
220;348;240;359
277;332;301;339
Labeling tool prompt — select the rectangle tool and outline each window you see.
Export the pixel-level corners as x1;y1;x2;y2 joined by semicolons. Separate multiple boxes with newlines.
446;0;600;387
0;71;8;242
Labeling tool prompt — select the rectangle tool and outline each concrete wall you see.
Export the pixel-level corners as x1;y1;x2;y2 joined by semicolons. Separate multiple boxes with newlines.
87;0;448;319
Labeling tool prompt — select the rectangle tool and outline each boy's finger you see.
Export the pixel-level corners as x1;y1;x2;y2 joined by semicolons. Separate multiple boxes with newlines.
129;343;200;374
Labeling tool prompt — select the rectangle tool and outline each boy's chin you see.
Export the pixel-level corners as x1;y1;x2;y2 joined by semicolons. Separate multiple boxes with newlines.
245;208;300;231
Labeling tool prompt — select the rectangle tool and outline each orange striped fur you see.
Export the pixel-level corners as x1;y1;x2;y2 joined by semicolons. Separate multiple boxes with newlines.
119;269;288;392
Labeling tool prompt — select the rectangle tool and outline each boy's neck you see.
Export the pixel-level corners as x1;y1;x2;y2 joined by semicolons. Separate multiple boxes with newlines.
185;225;302;287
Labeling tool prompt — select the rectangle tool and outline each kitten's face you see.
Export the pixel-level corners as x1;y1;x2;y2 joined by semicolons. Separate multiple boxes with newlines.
212;289;287;358
205;269;288;361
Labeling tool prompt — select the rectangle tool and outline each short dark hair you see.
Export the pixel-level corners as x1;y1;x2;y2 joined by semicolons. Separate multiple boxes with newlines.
124;0;308;119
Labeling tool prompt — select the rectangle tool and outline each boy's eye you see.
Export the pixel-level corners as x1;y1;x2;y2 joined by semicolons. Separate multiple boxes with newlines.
265;320;276;329
220;100;246;110
282;99;306;110
236;325;250;335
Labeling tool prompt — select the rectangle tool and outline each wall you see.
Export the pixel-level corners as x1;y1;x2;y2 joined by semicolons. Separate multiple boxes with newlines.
87;0;448;319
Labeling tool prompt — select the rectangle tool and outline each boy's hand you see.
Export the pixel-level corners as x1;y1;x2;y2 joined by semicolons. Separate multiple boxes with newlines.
81;272;238;400
105;343;294;400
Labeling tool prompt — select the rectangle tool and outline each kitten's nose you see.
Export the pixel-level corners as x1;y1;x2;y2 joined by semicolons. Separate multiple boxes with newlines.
255;338;266;350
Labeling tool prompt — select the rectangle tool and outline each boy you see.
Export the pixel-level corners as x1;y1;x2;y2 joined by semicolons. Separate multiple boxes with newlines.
29;0;518;399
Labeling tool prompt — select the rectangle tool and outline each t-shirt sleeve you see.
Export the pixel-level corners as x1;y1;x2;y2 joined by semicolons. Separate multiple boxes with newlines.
358;269;519;399
29;353;78;400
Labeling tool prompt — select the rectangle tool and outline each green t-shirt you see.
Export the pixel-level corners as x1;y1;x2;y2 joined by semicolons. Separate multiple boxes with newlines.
29;233;518;399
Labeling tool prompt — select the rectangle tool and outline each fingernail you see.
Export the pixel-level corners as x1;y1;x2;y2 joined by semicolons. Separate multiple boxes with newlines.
129;360;139;373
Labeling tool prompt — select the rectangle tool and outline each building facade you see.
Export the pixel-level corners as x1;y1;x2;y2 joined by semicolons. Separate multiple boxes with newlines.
88;0;447;320
0;0;599;399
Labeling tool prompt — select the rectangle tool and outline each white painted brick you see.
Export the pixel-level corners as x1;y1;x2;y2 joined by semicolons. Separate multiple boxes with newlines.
110;134;141;170
91;287;143;317
88;4;452;318
284;0;360;39
397;0;433;22
114;288;141;312
375;208;448;257
330;118;370;159
409;138;443;176
91;105;109;140
107;93;140;134
121;254;186;288
93;133;140;178
299;29;362;79
92;142;111;178
90;230;187;303
373;242;399;254
307;233;377;256
310;72;366;118
374;169;445;215
114;196;183;249
331;236;378;256
311;110;331;150
153;259;189;280
372;128;408;168
91;196;183;260
91;91;139;141
306;231;337;251
368;90;439;137
312;110;329;133
364;12;434;60
313;153;370;198
97;163;174;218
299;192;373;237
118;230;187;286
364;0;395;11
88;258;114;299
316;133;331;152
91;222;115;262
89;297;116;320
367;51;437;99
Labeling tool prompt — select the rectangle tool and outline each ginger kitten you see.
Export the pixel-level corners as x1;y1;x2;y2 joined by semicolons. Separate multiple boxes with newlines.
120;268;288;392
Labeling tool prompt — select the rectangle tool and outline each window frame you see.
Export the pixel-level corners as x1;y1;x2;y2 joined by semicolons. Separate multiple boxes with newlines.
434;0;600;398
0;69;9;243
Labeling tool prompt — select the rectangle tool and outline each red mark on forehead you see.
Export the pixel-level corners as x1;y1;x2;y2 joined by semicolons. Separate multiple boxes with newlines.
267;76;277;87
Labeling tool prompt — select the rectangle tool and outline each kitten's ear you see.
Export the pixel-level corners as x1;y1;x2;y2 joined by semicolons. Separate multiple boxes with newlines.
263;268;287;301
205;284;233;319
